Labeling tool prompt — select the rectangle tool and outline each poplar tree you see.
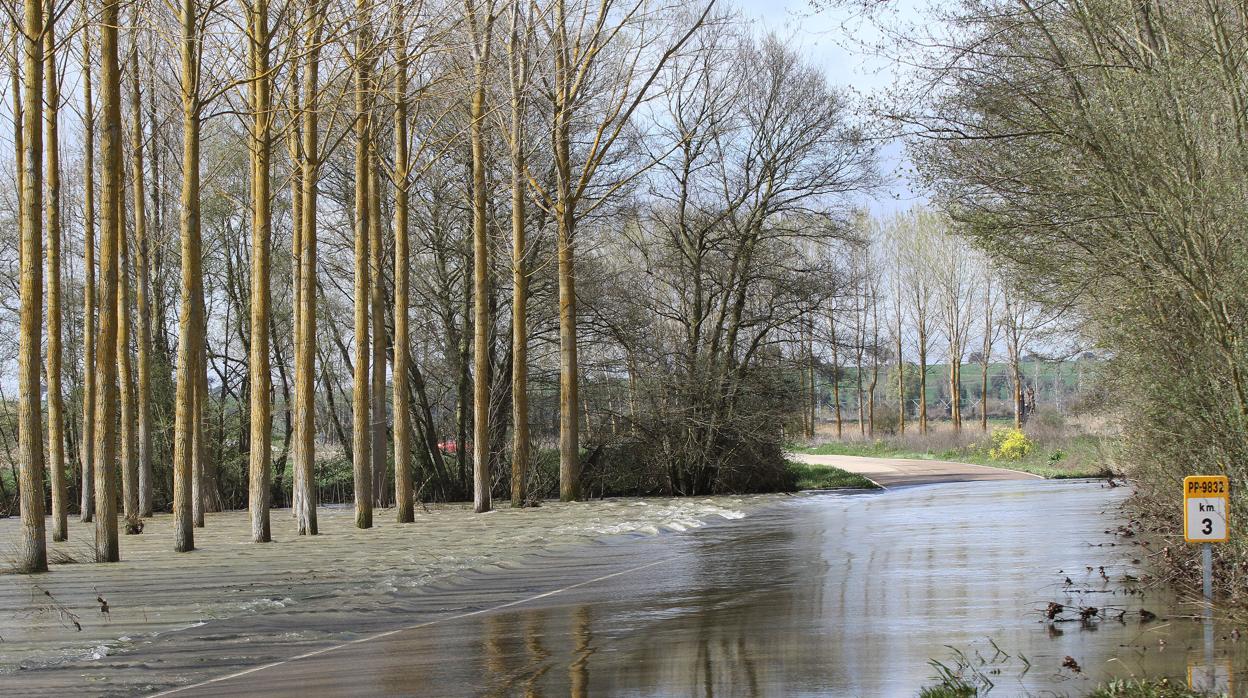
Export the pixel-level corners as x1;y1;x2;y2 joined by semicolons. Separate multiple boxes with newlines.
44;0;68;543
465;0;496;514
79;3;97;524
292;1;326;536
17;0;47;572
247;0;274;543
392;14;414;523
95;0;125;562
352;0;374;528
173;0;205;552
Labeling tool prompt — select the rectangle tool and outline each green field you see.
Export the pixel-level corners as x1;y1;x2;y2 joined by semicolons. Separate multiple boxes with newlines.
786;459;880;490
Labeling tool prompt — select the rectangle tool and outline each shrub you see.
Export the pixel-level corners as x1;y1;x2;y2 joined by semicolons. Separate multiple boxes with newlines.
989;428;1034;461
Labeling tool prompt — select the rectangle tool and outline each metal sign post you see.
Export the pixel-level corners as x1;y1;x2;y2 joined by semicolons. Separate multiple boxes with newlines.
1184;475;1231;694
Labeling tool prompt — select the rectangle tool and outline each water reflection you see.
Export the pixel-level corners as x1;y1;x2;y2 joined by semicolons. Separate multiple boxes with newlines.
57;480;1248;696
425;482;1248;696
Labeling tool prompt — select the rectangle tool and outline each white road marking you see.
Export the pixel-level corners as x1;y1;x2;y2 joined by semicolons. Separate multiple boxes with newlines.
148;554;680;696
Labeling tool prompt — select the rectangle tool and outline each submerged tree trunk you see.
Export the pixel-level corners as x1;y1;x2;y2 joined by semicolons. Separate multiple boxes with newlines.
173;0;203;552
129;39;155;519
79;11;97;524
392;28;413;523
467;0;495;514
95;0;124;561
118;95;137;529
368;148;386;509
44;3;68;542
292;3;324;535
247;0;273;543
507;0;529;508
17;0;47;572
351;0;373;528
552;0;581;502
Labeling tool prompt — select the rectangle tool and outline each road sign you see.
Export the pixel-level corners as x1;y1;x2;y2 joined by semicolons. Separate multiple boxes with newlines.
1184;475;1229;544
1189;659;1233;694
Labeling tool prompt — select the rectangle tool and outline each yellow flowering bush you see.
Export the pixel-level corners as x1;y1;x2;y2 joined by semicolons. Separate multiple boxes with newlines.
989;428;1034;461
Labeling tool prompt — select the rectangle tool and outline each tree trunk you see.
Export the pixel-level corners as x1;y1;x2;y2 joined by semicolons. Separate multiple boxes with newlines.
895;301;904;436
44;3;68;542
468;0;494;514
79;12;96;524
287;76;302;518
94;0;124;561
553;0;580;501
830;312;841;439
292;3;324;535
17;0;47;572
173;0;202;552
457;247;470;493
118;98;137;529
918;326;928;434
247;0;273;543
351;0;373;528
368;147;386;509
129;39;154;519
981;281;993;432
949;336;961;433
508;0;528;508
392;30;413;523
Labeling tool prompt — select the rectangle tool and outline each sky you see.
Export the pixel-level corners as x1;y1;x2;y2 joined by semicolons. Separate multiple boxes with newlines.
733;0;930;217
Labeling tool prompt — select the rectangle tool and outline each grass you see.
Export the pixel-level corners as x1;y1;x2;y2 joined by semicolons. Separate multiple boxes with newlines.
800;429;1116;480
917;686;976;698
1085;679;1218;697
786;459;879;490
914;679;1216;698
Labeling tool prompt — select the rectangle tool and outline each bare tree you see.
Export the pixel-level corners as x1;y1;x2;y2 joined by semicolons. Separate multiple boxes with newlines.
246;0;275;543
532;0;715;501
504;0;533;507
95;0;125;561
391;5;414;523
351;0;374;528
896;208;936;434
292;0;327;536
79;2;96;524
933;225;975;432
44;0;68;542
16;0;47;572
172;0;208;552
465;0;497;514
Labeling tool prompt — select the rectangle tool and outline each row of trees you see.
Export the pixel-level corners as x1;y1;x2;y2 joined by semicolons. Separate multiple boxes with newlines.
792;207;1066;442
2;0;879;571
896;0;1248;590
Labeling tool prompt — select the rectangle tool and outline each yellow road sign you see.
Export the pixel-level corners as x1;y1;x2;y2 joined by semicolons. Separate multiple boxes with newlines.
1184;475;1229;543
1189;658;1233;694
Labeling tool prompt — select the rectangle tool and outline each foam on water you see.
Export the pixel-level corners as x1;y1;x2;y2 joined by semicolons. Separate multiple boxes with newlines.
0;493;782;677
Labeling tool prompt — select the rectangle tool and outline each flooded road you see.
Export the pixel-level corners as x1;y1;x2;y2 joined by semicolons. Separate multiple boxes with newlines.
8;479;1243;696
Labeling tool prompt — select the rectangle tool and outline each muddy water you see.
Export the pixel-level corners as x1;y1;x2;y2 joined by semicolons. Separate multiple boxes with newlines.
0;496;769;684
4;481;1245;696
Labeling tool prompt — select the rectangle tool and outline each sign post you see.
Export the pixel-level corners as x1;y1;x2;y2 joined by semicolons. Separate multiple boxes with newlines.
1184;475;1230;694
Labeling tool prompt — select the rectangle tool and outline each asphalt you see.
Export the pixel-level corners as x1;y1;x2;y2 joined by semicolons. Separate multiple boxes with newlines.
788;451;1042;488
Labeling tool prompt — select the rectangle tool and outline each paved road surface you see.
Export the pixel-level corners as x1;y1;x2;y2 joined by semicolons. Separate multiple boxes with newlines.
789;451;1041;488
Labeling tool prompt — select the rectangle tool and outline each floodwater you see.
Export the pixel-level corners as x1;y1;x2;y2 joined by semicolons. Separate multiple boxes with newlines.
4;480;1245;696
